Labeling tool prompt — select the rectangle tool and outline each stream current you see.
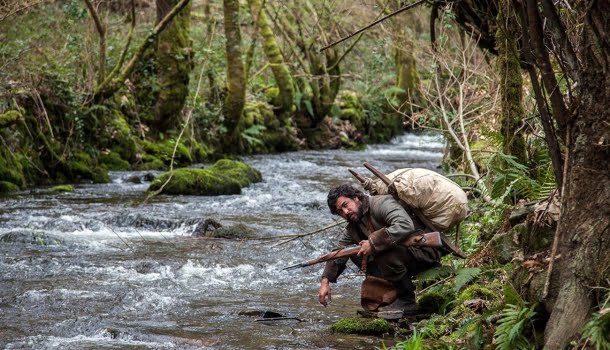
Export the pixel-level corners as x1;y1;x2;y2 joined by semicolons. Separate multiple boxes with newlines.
0;133;444;349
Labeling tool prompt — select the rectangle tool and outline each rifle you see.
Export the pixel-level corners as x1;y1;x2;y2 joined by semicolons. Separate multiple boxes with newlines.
283;231;442;270
358;162;467;259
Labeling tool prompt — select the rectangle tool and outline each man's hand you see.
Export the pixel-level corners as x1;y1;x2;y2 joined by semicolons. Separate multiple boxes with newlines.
357;239;374;256
319;278;332;306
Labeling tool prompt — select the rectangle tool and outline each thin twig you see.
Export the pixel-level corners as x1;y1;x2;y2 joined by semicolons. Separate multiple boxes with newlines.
543;128;570;299
320;0;426;52
255;317;303;322
270;219;346;247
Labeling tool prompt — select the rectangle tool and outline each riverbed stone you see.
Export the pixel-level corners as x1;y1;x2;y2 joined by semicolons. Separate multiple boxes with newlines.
0;231;63;246
147;159;261;196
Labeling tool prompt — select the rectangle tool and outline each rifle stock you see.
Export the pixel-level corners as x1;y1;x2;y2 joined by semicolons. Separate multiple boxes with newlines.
283;231;442;270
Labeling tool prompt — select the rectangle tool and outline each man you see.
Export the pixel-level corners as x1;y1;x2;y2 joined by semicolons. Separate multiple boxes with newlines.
319;184;442;318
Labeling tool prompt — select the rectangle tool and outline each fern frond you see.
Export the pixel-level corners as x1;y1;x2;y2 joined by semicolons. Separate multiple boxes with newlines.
415;265;455;283
494;303;537;350
453;267;481;292
581;310;610;350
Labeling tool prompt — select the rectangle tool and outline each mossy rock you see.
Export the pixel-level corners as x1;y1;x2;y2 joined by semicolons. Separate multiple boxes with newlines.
148;168;241;196
337;90;364;128
330;317;390;335
65;151;110;183
148;159;261;196
208;159;262;187
100;151;131;171
212;224;256;239
136;154;167;171
0;181;20;194
418;289;455;315
0;147;26;188
107;110;137;162
52;184;74;193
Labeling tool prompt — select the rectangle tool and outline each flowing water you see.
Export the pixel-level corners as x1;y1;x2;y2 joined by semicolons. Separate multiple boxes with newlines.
0;133;444;349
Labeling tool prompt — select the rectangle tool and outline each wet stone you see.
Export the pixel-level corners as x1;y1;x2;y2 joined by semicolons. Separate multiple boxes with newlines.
0;231;63;246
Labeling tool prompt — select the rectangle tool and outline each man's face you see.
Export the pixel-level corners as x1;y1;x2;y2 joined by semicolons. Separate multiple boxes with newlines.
335;196;362;223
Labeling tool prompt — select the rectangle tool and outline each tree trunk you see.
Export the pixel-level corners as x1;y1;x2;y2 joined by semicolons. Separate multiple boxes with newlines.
390;6;422;116
222;0;246;153
543;2;610;348
496;0;527;165
154;0;193;132
247;0;294;118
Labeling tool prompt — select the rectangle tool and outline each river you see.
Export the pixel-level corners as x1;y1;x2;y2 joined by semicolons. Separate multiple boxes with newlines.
0;133;444;349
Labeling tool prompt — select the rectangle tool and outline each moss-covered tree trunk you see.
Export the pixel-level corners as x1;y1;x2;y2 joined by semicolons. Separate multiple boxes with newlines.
496;0;527;165
390;6;422;116
247;0;294;119
153;0;193;132
222;0;246;153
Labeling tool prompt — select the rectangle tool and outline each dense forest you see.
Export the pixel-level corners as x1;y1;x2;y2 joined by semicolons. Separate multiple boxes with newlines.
0;0;608;349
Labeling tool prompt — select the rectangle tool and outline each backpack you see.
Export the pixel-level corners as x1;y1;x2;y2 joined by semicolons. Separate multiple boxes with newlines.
361;168;469;231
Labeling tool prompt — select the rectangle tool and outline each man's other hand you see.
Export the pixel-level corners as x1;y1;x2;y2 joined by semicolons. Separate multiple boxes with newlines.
319;278;332;306
357;239;373;256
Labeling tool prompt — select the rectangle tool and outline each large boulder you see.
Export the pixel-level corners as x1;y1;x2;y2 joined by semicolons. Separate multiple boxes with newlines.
147;159;262;196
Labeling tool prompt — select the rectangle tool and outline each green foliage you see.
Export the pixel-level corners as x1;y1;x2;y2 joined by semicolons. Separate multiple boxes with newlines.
453;268;482;292
493;303;537;350
581;294;610;350
383;329;424;350
241;124;266;146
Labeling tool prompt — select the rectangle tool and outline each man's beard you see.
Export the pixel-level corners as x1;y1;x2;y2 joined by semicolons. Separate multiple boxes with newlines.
347;204;365;223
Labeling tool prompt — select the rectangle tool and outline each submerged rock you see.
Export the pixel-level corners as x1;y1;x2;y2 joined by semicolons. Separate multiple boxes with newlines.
147;159;262;196
0;231;63;246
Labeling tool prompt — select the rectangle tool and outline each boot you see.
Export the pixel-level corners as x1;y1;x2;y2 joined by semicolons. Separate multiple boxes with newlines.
377;276;417;319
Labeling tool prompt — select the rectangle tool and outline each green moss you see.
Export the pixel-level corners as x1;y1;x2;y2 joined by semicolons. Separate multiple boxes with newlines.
212;224;256;239
330;317;390;335
62;151;110;183
148;167;241;196
0;110;23;128
141;139;193;168
418;289;455;315
337;90;364;129
248;0;294;115
52;184;74;193
209;159;262;186
147;159;261;195
154;0;193;132
0;143;26;188
136;154;166;171
0;181;20;194
106;110;137;162
100;151;130;171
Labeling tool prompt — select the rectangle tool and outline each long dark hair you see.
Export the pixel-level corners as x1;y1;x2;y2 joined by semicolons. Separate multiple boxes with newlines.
327;184;364;215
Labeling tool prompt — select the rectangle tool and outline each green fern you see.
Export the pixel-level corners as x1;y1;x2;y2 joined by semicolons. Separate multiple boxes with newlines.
453;267;481;292
383;329;425;350
415;265;455;284
581;310;610;350
493;303;537;350
241;124;266;146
